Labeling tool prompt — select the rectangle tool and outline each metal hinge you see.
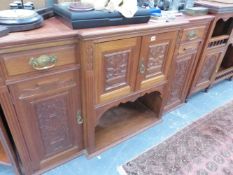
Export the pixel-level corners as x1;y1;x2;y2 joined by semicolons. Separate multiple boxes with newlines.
76;111;83;125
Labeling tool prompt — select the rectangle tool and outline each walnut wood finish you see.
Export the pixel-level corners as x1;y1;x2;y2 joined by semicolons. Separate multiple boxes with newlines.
95;95;161;151
165;53;197;110
0;86;32;174
136;31;177;90
165;22;211;112
83;29;182;154
91;82;166;156
178;41;199;55
193;49;224;91
188;13;233;97
0;69;3;86
8;69;83;173
0;142;9;165
0;114;20;175
0;15;216;175
94;37;141;104
181;26;206;42
1;44;77;77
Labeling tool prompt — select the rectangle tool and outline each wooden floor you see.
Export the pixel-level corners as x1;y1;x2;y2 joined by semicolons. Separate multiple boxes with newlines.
95;100;160;150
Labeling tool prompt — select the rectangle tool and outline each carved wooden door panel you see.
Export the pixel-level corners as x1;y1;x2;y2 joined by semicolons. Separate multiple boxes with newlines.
9;70;83;172
165;53;196;111
191;50;224;92
136;31;178;90
94;37;141;104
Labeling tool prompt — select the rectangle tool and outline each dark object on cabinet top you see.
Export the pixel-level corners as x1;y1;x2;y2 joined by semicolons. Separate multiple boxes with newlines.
0;9;43;32
53;4;150;29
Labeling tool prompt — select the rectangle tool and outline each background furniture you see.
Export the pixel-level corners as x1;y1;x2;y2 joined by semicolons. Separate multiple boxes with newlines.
188;12;233;97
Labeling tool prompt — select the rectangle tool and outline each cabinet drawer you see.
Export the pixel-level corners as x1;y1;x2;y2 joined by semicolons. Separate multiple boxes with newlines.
15;71;77;99
178;42;199;55
2;45;77;77
181;26;206;42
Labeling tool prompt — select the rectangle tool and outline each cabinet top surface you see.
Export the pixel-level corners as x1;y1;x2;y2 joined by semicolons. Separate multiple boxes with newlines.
0;15;214;48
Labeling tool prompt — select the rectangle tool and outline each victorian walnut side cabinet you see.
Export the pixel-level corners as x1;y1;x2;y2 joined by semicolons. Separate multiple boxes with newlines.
0;14;218;175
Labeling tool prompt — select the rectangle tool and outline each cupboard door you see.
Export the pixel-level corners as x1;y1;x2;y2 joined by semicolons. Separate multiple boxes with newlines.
191;50;224;93
9;71;83;172
165;53;196;111
136;31;178;90
94;37;141;104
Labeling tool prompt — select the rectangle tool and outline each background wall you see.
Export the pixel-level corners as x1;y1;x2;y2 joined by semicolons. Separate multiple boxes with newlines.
0;0;45;10
0;0;70;10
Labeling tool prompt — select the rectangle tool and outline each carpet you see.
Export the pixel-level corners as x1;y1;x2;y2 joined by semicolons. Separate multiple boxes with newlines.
120;101;233;175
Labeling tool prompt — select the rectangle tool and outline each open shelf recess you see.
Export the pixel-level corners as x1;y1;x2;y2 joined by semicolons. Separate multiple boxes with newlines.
95;92;162;151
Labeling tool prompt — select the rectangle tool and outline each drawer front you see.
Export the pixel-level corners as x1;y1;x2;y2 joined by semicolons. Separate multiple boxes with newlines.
14;71;77;99
2;45;77;77
181;26;206;42
178;42;199;55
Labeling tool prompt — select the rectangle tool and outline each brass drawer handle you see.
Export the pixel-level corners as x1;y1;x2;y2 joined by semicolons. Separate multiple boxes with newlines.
29;55;57;70
139;59;146;74
187;30;198;40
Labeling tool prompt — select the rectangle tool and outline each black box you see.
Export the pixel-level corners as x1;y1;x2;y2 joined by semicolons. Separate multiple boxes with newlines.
53;4;150;29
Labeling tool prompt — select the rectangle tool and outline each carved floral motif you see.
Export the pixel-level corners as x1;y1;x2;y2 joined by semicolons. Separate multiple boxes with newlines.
104;50;130;91
35;95;72;156
167;56;192;105
86;44;94;70
197;54;218;85
146;43;168;78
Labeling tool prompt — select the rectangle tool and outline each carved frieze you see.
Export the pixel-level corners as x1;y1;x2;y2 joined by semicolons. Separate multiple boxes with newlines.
35;94;72;156
104;50;130;91
146;43;168;78
86;44;94;70
197;53;218;85
167;55;193;105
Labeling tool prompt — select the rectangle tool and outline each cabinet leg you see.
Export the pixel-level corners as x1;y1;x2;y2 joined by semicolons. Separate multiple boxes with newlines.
204;88;209;93
185;98;189;103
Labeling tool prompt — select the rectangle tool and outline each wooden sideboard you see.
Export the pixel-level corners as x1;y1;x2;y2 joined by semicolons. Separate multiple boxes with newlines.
0;14;219;175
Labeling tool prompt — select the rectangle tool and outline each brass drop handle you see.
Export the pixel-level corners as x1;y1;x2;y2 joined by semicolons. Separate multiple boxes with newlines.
29;55;57;70
187;30;198;40
139;59;146;74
